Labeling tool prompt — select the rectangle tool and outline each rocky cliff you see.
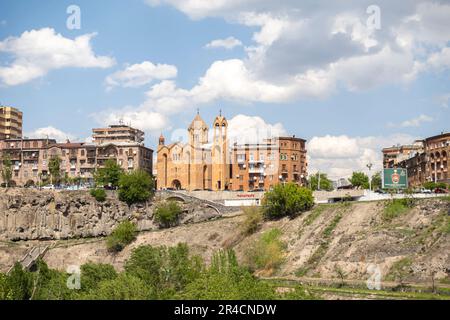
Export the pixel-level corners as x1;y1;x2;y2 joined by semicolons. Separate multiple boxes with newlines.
0;189;222;241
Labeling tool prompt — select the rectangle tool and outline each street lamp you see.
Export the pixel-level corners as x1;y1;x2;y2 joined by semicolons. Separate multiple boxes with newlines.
366;163;373;192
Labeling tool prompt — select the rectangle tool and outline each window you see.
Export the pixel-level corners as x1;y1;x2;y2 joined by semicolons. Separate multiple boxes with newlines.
81;150;85;156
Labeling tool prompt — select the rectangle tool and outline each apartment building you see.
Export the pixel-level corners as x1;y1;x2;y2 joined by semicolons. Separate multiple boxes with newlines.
382;141;424;168
230;136;308;191
0;106;23;140
383;132;450;187
92;124;144;144
0;125;153;187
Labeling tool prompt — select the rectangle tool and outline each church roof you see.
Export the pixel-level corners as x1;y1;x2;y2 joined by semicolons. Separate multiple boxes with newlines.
188;113;208;130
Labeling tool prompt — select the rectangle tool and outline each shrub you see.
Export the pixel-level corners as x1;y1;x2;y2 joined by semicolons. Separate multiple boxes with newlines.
241;206;263;235
125;244;203;299
80;263;117;291
245;228;286;274
180;250;276;300
83;274;151;300
262;183;314;220
106;221;137;252
382;199;411;222
24;180;35;188
90;188;107;202
154;201;182;228
118;170;154;205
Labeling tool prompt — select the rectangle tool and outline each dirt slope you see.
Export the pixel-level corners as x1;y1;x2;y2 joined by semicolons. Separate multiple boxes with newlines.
1;199;449;285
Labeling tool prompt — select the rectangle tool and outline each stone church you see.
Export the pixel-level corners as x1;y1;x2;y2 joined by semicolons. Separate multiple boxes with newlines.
156;112;230;191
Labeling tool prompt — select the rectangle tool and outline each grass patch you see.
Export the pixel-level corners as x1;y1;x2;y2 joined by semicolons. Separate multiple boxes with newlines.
304;205;327;226
245;228;286;275
382;199;411;222
385;257;413;284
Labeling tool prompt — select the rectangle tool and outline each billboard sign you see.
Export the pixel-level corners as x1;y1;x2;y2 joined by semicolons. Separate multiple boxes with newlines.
382;168;408;189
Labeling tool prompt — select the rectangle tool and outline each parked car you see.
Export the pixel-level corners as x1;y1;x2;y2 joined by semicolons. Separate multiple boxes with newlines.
374;189;387;194
42;184;55;190
434;188;448;194
420;188;432;194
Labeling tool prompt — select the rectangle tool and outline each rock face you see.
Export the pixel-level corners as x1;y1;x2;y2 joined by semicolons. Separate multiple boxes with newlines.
0;189;223;241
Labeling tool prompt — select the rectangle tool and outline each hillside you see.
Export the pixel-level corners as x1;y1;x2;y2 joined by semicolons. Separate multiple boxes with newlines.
1;198;449;289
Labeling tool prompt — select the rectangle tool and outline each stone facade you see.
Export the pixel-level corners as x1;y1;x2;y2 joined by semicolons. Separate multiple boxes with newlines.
156;112;307;191
383;132;450;187
0;126;153;187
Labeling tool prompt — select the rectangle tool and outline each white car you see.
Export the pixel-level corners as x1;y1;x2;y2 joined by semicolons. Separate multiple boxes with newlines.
42;184;55;190
420;188;432;194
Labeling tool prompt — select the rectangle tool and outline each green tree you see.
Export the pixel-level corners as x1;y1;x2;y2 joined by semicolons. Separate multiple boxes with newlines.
371;171;382;190
308;173;333;191
106;221;137;252
6;263;32;300
262;183;314;219
118;170;154;205
349;171;370;189
154;201;182;228
1;154;13;188
82;274;151;300
90;188;107;202
125;244;203;299
94;159;123;188
180;250;275;300
48;156;62;185
80;263;117;292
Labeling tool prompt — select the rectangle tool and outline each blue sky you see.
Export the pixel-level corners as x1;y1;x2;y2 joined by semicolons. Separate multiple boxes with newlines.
0;0;449;178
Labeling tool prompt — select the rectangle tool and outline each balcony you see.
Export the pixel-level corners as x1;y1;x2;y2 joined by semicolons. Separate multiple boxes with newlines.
249;167;264;174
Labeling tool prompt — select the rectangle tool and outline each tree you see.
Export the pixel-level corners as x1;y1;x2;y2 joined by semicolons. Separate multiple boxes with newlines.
371;171;382;190
6;263;32;300
1;154;13;188
83;273;151;300
262;183;314;219
124;244;203;299
94;159;123;188
154;201;182;228
106;221;137;252
349;172;369;189
48;156;62;185
118;170;154;205
308;173;333;191
80;263;117;292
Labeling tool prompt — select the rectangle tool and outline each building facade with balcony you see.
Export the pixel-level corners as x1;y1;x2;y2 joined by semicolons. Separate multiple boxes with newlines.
0;126;153;187
230;136;307;191
384;132;449;187
0;106;23;140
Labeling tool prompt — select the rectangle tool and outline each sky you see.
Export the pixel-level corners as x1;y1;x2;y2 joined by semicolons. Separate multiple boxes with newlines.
0;0;449;179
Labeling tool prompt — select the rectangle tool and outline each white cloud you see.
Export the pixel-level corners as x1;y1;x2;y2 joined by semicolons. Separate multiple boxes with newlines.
105;61;177;90
227;114;287;144
0;28;115;86
307;133;417;180
389;114;434;128
26;126;76;143
205;36;242;50
91;108;170;133
143;1;450;106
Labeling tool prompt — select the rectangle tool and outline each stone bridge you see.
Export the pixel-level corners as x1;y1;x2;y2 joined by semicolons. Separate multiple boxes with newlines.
157;190;240;215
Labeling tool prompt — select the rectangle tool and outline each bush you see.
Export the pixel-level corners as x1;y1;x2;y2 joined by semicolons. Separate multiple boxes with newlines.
82;274;151;300
245;228;286;274
90;188;107;202
241;206;263;235
154;201;182;228
262;183;314;219
180;250;276;300
125;244;203;299
118;170;154;205
106;221;137;252
80;263;117;291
